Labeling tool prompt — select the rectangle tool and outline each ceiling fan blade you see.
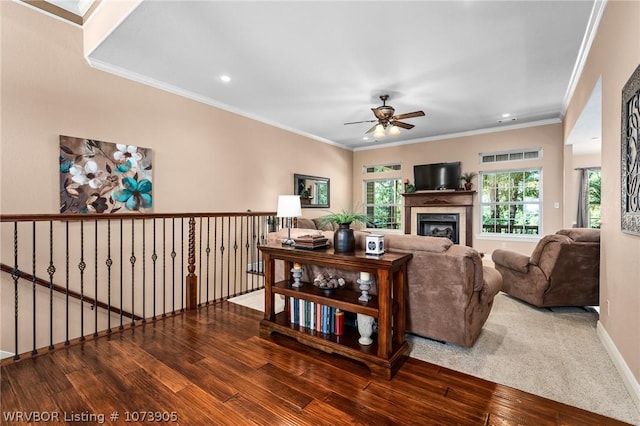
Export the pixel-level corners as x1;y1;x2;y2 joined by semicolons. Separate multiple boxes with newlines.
390;121;414;130
365;124;380;134
344;119;377;125
392;111;425;120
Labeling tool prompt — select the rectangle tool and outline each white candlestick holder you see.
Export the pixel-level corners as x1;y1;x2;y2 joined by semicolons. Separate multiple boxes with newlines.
357;278;373;302
290;267;303;288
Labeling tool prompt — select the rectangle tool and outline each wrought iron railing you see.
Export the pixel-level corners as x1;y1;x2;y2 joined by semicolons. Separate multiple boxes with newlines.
0;212;278;362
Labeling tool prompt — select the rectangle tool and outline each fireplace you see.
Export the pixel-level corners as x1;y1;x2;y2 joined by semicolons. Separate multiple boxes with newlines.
402;191;475;247
417;213;460;244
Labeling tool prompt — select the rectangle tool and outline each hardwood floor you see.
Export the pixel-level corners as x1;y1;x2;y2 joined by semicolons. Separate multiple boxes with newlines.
1;302;630;425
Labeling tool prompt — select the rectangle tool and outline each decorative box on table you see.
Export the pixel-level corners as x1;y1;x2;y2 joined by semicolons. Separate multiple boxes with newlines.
365;234;384;255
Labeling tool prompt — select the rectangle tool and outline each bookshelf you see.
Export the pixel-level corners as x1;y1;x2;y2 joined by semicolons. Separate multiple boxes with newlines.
258;244;412;379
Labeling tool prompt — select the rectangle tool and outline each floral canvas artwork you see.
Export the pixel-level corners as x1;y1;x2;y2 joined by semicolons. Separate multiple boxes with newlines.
59;135;153;214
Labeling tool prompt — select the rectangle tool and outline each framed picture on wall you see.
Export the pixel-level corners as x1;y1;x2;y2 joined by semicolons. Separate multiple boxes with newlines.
621;64;640;235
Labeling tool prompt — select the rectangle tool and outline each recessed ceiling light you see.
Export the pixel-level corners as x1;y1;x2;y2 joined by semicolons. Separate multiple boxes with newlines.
501;113;511;118
220;75;231;83
363;136;370;140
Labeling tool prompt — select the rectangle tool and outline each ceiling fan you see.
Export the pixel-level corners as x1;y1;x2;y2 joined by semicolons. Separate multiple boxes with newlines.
344;95;425;136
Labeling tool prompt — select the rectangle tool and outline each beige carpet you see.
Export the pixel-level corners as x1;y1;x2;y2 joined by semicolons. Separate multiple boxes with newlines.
229;290;640;424
228;289;285;313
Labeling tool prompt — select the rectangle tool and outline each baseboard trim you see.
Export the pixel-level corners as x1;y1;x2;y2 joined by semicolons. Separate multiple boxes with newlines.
597;320;640;413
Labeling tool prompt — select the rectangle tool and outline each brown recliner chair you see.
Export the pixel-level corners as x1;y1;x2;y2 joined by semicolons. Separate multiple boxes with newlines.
491;228;600;307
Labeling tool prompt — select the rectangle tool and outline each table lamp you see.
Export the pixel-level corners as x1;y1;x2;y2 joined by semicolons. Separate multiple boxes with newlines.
276;195;301;246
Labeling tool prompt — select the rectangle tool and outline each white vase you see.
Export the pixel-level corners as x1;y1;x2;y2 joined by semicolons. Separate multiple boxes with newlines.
357;313;374;345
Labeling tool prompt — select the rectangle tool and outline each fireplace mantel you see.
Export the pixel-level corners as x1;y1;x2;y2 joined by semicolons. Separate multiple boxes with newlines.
402;190;476;247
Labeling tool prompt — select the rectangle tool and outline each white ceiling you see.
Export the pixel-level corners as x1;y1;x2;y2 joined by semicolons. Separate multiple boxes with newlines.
83;1;601;151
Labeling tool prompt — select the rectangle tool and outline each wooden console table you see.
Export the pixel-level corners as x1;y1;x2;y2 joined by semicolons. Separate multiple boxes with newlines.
259;244;412;379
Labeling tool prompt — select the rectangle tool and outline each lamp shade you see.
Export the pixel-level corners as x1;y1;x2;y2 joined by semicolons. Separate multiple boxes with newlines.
373;124;385;139
389;125;401;136
276;195;301;218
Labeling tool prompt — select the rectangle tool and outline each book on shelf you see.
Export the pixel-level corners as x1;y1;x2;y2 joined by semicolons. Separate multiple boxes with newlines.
321;304;328;333
288;297;344;335
310;301;316;331
330;307;335;333
316;302;321;331
292;298;299;324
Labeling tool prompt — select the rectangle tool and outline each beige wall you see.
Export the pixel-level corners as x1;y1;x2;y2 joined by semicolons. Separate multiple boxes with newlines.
353;123;565;256
0;1;353;217
564;0;640;393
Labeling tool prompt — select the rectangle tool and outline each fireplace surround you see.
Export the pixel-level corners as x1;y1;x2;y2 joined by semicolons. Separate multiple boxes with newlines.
402;190;475;247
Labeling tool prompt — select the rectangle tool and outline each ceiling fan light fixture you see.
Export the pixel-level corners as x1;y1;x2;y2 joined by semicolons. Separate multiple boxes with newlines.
373;124;385;138
344;95;425;141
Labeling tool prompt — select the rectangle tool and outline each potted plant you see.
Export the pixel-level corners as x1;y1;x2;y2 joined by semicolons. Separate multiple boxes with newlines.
319;209;370;253
299;187;312;204
403;179;417;193
461;172;477;191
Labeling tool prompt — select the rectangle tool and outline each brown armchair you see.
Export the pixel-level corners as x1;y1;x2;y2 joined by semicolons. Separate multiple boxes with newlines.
491;228;600;307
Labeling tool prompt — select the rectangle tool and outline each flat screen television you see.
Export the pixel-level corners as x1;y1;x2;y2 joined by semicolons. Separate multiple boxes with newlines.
414;162;461;191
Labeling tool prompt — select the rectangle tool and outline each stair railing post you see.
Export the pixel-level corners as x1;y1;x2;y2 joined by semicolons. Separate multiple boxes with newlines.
186;217;198;310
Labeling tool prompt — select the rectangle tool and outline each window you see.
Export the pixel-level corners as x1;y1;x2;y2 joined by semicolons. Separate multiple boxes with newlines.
480;169;541;235
364;179;403;230
587;169;601;229
363;164;401;173
480;148;542;164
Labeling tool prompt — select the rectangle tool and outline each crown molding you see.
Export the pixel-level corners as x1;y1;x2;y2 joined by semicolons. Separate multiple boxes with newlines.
18;0;100;26
561;0;607;117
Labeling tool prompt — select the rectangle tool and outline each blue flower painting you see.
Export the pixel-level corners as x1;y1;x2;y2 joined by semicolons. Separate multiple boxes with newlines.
59;136;153;214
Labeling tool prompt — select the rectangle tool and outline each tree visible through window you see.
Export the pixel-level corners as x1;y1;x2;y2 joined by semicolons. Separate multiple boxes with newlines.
588;169;601;228
480;169;541;235
364;179;402;230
